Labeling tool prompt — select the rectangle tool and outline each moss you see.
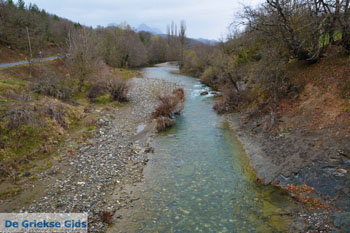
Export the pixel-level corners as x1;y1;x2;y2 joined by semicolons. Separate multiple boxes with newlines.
0;187;21;199
87;125;95;131
114;68;140;80
95;93;112;104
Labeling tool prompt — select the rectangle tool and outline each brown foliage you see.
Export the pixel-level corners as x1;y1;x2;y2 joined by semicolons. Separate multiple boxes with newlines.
88;75;129;103
284;184;330;211
31;74;72;101
213;89;251;114
5;92;35;130
88;79;107;101
100;211;114;225
40;101;67;129
152;88;185;119
107;78;129;102
172;88;185;102
155;116;175;132
152;88;185;132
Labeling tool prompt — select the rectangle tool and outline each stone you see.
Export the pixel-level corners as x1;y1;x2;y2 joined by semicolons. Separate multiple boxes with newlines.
23;171;31;177
333;212;350;232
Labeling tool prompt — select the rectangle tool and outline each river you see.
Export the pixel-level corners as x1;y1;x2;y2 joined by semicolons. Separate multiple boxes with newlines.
114;63;296;232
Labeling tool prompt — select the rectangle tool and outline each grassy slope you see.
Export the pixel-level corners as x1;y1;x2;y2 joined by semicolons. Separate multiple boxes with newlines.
0;59;136;196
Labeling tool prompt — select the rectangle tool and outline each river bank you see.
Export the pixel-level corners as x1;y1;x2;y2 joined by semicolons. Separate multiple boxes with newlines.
105;63;310;233
2;62;347;232
226;113;350;232
0;74;180;232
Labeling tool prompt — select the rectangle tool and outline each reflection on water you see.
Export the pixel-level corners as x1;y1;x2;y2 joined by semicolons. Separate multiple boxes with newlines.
120;63;295;232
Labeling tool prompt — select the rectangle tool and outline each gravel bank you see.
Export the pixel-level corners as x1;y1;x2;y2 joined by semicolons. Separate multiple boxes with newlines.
1;76;179;232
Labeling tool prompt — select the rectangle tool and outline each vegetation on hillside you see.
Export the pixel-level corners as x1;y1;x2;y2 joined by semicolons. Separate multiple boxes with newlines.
0;0;188;66
183;0;350;130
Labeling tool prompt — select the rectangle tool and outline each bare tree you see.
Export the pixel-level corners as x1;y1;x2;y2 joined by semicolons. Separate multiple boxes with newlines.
68;28;100;91
26;27;33;77
240;0;350;62
179;20;187;69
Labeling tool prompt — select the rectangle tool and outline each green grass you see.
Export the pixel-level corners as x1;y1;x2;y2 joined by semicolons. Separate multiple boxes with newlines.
87;125;95;131
0;78;28;94
114;68;140;80
95;93;112;104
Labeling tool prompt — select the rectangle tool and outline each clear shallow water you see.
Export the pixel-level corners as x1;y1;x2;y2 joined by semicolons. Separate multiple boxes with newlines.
122;63;296;232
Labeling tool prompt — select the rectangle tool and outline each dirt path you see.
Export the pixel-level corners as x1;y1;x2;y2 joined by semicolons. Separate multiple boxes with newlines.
0;75;179;232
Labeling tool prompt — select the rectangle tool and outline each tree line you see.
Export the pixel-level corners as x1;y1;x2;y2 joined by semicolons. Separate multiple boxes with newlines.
183;0;350;127
0;0;188;68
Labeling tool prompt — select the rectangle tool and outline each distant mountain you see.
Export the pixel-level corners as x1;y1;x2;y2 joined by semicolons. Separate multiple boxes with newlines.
196;38;218;45
135;24;217;46
136;24;163;35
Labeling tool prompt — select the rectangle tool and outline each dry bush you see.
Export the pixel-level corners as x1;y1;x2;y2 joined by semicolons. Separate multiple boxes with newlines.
88;75;129;103
88;79;107;102
40;101;67;129
152;88;185;119
106;78;129;102
5;91;32;102
213;89;251;114
6;104;35;130
152;95;176;118
172;88;185;102
152;88;185;132
31;74;72;101
155;116;174;132
5;92;36;130
100;211;114;225
84;118;97;127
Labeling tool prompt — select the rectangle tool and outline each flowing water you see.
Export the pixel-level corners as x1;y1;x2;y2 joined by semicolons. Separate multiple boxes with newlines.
117;63;296;232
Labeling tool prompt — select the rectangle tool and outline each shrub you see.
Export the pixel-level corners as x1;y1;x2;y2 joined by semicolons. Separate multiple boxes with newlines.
152;88;185;119
213;89;251;114
5;92;36;130
200;66;219;89
6;103;35;130
152;95;176;118
172;88;185;102
88;79;107;102
100;211;114;225
40;101;67;129
31;76;72;101
155;116;174;132
107;78;129;102
152;88;185;132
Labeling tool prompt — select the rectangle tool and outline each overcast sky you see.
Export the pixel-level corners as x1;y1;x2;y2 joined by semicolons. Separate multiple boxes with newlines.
26;0;263;40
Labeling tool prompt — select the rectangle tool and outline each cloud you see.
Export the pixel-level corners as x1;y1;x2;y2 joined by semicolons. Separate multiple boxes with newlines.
26;0;263;40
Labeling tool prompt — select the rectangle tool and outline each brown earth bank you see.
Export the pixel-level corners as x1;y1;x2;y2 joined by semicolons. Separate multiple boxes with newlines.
225;56;350;232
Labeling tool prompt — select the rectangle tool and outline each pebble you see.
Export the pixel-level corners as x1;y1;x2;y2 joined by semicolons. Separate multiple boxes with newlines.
23;77;180;232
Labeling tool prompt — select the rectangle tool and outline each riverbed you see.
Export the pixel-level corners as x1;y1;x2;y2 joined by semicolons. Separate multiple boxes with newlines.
112;63;298;232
